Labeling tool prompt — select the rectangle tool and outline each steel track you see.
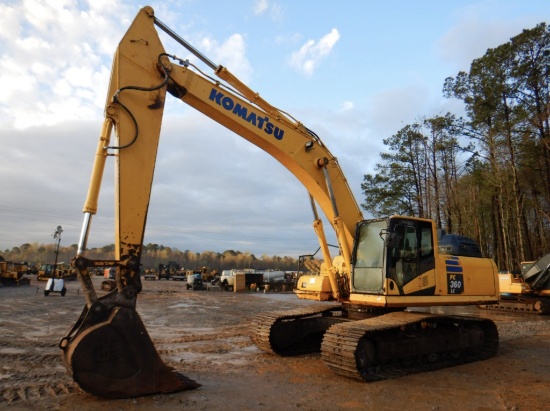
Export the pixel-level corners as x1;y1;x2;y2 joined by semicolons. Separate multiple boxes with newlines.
321;311;499;381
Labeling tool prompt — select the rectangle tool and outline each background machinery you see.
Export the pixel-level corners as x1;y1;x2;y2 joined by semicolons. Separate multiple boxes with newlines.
479;253;550;314
0;256;30;287
186;271;205;290
158;261;181;280
60;6;500;399
37;263;77;281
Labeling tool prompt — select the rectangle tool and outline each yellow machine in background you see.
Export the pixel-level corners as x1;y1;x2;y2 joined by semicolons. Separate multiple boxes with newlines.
37;262;77;281
479;254;550;314
60;6;500;399
0;257;30;286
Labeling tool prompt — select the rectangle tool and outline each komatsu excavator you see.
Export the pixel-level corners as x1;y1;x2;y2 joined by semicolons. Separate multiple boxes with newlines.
60;6;500;399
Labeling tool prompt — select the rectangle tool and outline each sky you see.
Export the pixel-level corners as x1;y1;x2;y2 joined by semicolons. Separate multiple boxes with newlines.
1;0;548;259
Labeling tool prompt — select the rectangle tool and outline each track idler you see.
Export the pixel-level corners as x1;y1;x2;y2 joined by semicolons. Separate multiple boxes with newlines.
60;296;200;398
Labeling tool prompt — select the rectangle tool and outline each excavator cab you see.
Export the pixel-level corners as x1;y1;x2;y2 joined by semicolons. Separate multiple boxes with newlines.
349;216;498;306
352;216;436;295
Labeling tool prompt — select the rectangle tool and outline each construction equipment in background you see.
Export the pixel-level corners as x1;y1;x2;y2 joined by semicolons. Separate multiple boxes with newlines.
0;256;31;286
219;269;290;291
37;263;56;281
186;271;205;290
38;226;77;282
143;265;188;281
22;262;39;275
37;263;77;281
520;260;535;273
479;253;550;314
193;266;217;282
100;267;117;291
301;256;322;276
158;261;181;280
60;6;500;399
143;268;158;280
204;267;219;282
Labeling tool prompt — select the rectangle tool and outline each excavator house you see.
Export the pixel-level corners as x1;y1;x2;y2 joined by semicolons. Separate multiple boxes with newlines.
61;6;500;399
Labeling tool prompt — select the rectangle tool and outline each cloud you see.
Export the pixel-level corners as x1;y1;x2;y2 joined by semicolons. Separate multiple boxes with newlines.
199;33;253;81
253;0;283;22
288;28;340;76
339;101;354;112
0;110;321;256
0;0;253;125
436;5;546;72
366;84;443;138
438;21;513;71
0;121;106;248
0;1;127;130
253;0;269;15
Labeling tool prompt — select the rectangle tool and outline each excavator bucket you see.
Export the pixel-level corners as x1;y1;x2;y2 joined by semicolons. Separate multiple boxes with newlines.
61;304;200;399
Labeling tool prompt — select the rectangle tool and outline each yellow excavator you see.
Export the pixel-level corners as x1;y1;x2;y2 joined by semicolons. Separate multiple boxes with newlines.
60;6;500;399
478;254;550;314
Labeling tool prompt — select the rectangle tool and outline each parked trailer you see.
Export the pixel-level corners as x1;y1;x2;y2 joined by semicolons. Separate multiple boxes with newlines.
220;269;261;291
220;269;294;292
258;270;294;292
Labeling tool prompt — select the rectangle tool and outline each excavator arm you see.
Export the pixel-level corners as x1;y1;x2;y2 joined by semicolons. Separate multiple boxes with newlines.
61;6;362;398
79;6;362;291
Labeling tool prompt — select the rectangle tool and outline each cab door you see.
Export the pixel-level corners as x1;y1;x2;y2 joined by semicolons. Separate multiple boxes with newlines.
387;218;435;295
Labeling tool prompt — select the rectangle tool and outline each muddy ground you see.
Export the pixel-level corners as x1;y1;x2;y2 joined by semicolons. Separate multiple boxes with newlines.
1;275;550;411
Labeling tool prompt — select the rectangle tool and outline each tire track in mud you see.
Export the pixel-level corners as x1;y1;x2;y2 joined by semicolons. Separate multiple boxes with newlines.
152;323;258;371
0;322;77;405
136;291;269;371
2;381;79;405
153;325;250;344
0;278;316;406
0;284;83;406
0;334;80;405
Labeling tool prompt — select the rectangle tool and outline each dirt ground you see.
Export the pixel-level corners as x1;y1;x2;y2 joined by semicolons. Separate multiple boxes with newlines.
1;276;550;411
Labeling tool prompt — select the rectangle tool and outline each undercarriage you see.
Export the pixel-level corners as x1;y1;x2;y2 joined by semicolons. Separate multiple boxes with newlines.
252;306;499;381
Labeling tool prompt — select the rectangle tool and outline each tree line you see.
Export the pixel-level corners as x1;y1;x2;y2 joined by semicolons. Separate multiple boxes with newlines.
1;242;300;272
362;23;550;271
